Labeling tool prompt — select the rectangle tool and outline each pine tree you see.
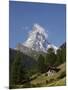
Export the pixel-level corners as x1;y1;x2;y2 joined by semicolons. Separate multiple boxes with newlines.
37;54;46;73
56;45;66;66
45;48;57;66
10;51;29;88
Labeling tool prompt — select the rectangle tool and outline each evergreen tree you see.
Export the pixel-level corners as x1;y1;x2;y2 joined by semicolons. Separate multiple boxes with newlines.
56;45;66;66
10;51;29;88
37;54;46;73
45;48;57;66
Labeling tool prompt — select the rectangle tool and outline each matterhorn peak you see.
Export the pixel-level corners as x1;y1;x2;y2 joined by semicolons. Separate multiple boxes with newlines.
16;23;58;54
23;23;48;52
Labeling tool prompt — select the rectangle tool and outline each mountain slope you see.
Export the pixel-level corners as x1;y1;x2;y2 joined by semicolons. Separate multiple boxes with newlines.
13;63;66;88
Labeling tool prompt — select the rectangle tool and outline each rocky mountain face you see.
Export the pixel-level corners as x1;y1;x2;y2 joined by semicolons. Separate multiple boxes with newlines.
16;24;58;54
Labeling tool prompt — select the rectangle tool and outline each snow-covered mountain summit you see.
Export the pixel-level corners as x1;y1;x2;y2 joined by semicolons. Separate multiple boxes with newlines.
23;24;48;52
22;23;58;53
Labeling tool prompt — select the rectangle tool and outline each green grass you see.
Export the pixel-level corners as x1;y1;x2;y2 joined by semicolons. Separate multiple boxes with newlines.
30;63;66;87
12;63;66;88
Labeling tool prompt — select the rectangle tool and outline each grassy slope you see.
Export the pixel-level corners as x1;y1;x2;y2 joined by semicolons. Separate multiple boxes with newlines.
15;63;66;88
30;63;66;87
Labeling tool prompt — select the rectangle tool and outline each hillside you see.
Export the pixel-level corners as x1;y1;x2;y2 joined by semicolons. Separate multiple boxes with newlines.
9;42;66;89
9;48;38;75
14;63;66;88
30;63;66;87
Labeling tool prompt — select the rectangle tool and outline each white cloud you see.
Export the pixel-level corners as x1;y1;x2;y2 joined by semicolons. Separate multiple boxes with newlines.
33;23;48;39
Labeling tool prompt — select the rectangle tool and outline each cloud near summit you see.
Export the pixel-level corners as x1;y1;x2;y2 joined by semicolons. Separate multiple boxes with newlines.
28;23;48;39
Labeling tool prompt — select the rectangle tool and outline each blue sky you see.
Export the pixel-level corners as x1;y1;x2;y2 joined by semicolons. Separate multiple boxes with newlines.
9;1;66;48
